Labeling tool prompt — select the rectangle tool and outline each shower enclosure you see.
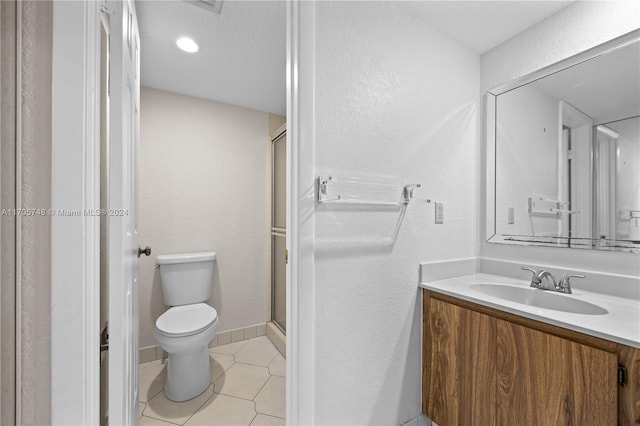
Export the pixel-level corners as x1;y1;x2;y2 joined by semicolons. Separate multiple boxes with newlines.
271;125;287;333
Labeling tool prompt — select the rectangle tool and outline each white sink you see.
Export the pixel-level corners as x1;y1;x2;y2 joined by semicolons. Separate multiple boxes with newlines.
470;284;608;315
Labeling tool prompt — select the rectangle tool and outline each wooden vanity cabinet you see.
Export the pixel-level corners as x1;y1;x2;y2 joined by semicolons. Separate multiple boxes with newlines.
422;290;640;425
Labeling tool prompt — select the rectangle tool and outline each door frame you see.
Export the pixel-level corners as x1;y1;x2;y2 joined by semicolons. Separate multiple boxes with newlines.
51;1;101;424
286;1;316;423
50;1;317;424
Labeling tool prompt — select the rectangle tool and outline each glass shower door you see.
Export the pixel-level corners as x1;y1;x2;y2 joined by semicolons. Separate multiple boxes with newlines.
271;128;286;332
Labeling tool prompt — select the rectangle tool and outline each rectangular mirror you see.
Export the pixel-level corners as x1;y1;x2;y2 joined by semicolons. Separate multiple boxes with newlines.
486;30;640;253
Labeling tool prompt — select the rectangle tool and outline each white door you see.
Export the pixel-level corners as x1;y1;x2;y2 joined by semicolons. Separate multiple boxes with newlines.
107;0;140;424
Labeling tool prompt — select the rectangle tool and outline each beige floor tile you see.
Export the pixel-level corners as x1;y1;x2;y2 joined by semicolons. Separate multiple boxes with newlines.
139;402;146;418
402;417;419;426
139;362;166;402
249;336;271;344
214;363;270;400
250;414;285;426
144;384;214;425
254;376;285;419
417;413;431;426
234;342;278;367
210;340;248;355
210;352;235;381
184;393;257;426
267;354;285;377
139;415;180;426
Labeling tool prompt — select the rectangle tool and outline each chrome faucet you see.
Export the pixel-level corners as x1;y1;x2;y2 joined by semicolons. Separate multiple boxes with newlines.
556;274;585;294
521;267;585;294
522;267;555;289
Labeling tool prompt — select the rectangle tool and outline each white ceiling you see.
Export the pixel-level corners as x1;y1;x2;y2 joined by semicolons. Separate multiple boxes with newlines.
136;0;286;115
397;1;575;54
136;1;576;115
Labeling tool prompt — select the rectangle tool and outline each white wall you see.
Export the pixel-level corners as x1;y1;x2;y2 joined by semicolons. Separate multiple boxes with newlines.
480;1;640;275
311;2;479;424
138;87;270;348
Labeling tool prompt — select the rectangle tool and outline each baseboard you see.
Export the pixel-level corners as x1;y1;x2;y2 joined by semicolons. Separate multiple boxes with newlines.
266;321;285;357
139;322;268;364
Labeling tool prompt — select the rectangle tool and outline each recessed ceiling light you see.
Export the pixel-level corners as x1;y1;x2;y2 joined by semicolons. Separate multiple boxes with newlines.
176;37;199;53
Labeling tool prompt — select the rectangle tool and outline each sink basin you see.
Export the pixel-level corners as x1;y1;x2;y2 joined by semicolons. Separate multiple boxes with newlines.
470;284;608;315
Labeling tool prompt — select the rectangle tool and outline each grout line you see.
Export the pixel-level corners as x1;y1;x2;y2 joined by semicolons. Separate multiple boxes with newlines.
140;416;179;426
251;375;272;403
180;389;216;426
142;412;183;426
232;360;273;369
147;387;163;403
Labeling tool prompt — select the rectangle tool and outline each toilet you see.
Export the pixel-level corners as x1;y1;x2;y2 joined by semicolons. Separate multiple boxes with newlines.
154;251;218;402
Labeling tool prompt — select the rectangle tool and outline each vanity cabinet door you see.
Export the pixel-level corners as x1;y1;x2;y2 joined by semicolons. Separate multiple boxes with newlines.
423;298;496;425
496;319;617;425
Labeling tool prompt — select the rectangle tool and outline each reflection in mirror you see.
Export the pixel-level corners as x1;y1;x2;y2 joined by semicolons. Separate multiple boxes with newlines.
595;117;640;249
487;32;640;252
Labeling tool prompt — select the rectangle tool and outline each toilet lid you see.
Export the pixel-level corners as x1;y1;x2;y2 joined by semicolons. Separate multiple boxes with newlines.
156;303;218;337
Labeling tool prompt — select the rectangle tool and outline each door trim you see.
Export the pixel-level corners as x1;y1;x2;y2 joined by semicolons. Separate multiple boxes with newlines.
286;1;316;423
50;1;314;424
51;1;101;424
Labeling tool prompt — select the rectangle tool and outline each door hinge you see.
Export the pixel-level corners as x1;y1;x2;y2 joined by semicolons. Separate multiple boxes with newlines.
618;363;627;387
100;322;109;352
567;149;574;160
285;249;288;265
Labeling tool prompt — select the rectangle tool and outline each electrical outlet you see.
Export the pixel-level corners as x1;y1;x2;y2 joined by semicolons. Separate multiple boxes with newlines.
435;202;444;224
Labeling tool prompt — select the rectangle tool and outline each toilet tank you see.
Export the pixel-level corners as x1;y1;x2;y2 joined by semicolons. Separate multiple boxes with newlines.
156;251;216;306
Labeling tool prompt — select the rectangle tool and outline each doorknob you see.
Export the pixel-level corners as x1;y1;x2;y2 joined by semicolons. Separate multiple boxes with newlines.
138;246;151;257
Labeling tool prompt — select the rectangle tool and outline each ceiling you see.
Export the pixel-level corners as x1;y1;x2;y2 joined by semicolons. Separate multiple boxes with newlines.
136;1;576;115
136;0;286;115
397;1;575;54
533;41;640;125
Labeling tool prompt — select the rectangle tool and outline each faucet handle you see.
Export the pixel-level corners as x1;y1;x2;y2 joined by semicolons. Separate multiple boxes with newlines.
557;274;585;294
521;267;542;288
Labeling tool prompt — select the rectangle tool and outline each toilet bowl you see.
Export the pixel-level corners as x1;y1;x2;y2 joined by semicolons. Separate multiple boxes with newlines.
154;251;217;401
155;303;218;401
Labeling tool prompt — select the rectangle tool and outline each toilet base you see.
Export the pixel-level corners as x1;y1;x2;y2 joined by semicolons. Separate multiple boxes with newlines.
164;346;211;402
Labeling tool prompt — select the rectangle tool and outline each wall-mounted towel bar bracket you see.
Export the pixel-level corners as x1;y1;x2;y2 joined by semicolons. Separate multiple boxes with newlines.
318;176;429;206
528;196;579;216
619;209;640;221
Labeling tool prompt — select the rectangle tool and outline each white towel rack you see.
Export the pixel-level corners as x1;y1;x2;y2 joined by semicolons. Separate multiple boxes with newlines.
528;196;579;216
318;176;429;206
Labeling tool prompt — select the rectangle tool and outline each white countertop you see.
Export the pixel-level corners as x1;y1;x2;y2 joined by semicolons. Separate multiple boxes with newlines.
419;273;640;348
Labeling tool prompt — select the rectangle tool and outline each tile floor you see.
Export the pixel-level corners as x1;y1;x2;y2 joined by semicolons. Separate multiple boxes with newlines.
138;336;285;425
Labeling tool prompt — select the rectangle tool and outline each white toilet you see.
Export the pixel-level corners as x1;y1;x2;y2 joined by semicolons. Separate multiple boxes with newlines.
154;251;218;402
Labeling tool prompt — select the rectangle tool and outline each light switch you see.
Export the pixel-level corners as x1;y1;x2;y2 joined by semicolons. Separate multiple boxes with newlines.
435;202;444;224
508;207;515;224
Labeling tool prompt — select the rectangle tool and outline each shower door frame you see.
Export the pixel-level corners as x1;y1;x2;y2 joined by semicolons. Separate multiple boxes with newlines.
271;125;287;333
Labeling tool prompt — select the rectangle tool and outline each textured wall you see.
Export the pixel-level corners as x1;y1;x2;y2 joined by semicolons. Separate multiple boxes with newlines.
0;2;17;423
18;1;52;424
138;87;270;348
480;0;640;275
313;2;480;424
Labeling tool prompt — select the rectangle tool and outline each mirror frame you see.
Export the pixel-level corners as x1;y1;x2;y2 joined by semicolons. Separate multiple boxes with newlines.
485;29;640;250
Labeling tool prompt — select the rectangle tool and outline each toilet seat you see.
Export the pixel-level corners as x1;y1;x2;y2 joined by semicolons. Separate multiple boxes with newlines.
156;303;218;337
